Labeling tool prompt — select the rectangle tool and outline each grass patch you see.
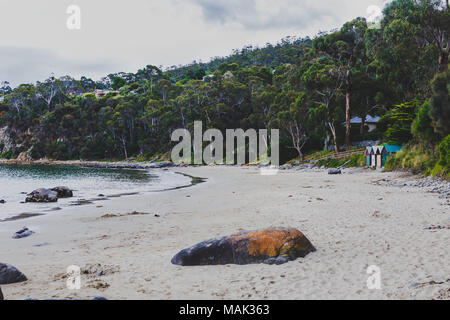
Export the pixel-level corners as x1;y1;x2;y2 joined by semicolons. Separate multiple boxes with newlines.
316;154;365;168
384;142;449;179
384;144;436;174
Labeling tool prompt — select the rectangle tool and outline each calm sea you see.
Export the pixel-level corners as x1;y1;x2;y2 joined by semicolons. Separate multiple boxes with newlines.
0;164;192;221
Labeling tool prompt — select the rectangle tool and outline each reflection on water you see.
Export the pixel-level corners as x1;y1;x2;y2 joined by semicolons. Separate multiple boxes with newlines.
0;164;153;181
0;164;192;221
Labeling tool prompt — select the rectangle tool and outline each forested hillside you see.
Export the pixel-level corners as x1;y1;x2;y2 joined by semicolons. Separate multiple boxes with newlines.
0;0;448;176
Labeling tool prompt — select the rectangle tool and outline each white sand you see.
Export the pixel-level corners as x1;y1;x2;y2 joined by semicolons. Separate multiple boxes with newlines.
0;167;448;300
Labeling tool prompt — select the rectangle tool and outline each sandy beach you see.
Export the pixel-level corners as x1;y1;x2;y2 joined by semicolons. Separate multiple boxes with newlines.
0;166;448;300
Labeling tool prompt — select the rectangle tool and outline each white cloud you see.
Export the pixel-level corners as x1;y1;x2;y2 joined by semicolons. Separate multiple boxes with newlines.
0;0;389;86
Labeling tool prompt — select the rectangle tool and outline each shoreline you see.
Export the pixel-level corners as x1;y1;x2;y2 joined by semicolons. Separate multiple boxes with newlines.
0;166;448;300
0;158;179;170
0;168;207;223
1;158;448;183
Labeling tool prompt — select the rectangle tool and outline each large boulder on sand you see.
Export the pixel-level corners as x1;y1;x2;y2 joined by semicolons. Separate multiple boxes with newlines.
171;227;316;266
50;186;73;198
0;263;27;285
25;188;58;203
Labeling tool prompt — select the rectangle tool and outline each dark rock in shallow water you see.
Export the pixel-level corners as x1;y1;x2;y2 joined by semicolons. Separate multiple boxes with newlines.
171;227;316;266
13;227;35;239
328;168;342;175
0;199;5;204
50;186;73;198
0;263;27;284
0;286;3;300
25;188;58;203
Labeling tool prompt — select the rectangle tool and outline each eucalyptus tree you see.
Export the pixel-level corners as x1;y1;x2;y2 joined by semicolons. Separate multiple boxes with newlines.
136;65;163;93
368;0;449;101
429;67;450;136
313;18;369;150
300;57;344;152
383;0;449;73
0;81;12;97
36;75;62;109
272;91;312;161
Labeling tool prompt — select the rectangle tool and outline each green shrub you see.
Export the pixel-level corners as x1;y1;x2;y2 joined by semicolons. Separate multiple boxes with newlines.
385;144;437;175
379;100;419;145
428;135;450;178
412;101;440;145
438;135;450;167
0;149;14;159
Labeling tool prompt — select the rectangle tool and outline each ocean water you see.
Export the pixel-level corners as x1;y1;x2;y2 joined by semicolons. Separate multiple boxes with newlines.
0;164;192;221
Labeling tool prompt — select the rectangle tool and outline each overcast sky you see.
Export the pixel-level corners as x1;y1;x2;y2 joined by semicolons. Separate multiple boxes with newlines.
0;0;389;87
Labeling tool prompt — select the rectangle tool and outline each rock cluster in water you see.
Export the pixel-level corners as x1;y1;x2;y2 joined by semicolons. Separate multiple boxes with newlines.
25;186;73;203
171;227;316;266
0;263;27;285
50;186;73;198
25;188;58;203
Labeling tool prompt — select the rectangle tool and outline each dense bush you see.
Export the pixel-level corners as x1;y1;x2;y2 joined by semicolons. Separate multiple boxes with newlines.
379;100;419;145
385;144;438;175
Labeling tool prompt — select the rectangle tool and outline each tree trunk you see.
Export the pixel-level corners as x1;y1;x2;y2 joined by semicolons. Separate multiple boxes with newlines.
296;148;304;162
345;71;351;150
438;50;448;73
121;136;128;159
328;122;339;154
360;115;365;134
324;130;329;151
333;136;339;153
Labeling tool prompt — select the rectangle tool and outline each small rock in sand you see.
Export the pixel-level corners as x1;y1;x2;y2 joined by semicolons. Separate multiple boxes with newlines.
33;242;50;247
12;227;35;239
0;199;5;204
328;168;342;175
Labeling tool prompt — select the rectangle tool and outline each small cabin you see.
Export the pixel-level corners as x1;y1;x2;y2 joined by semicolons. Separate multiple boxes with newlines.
365;145;402;167
370;147;377;167
365;147;372;166
382;145;402;166
349;115;381;132
375;146;385;168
